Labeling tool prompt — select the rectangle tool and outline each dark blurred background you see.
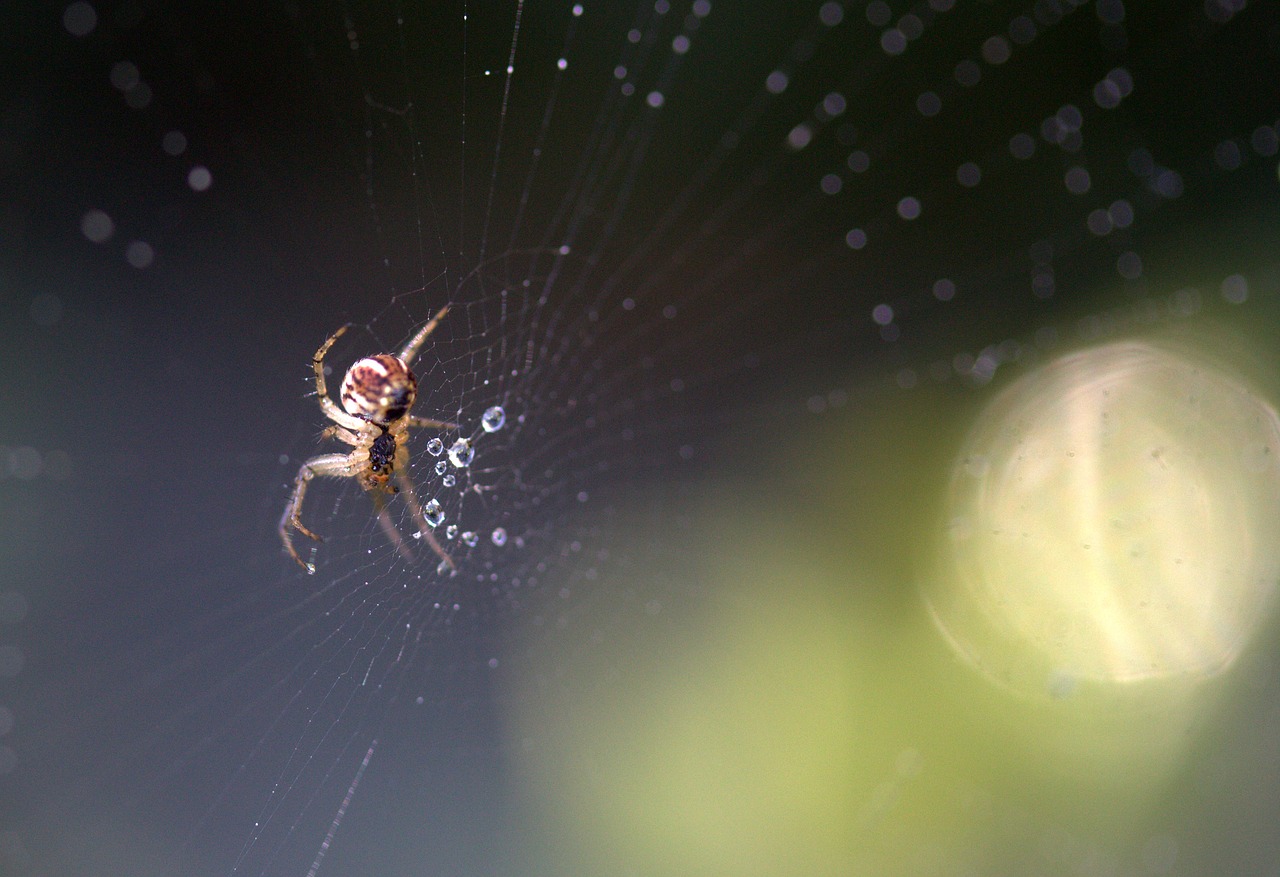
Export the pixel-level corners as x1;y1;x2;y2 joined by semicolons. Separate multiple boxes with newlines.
4;1;1280;875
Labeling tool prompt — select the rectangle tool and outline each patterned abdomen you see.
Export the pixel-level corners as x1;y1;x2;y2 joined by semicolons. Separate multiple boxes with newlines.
340;354;417;424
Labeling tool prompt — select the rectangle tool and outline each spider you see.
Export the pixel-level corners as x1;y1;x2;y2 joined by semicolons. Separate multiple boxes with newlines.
280;303;458;575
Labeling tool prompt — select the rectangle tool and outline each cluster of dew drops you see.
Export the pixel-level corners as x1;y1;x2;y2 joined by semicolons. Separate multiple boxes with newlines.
414;405;509;558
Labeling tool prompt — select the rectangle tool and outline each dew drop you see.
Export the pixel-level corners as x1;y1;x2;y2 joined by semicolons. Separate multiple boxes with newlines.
423;499;444;528
461;531;479;547
491;527;508;546
446;524;459;539
435;460;448;475
426;437;444;456
481;405;506;432
442;473;456;487
448;438;474;467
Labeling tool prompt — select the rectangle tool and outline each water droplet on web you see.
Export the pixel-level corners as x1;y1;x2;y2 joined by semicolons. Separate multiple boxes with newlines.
446;524;459;539
423;499;444;527
481;406;506;432
448;438;474;467
461;531;479;547
426;437;444;456
435;460;448;475
442;474;456;487
491;527;507;546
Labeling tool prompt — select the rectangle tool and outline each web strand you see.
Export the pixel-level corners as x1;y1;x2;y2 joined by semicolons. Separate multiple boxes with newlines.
305;739;377;877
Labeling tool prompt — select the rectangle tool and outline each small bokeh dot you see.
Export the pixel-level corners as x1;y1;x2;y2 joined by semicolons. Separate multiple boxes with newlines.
126;240;155;268
63;1;97;36
80;209;114;243
981;35;1011;64
1117;250;1143;279
124;81;153;110
188;165;213;191
109;61;139;92
1221;274;1248;304
162;130;188;155
956;162;981;187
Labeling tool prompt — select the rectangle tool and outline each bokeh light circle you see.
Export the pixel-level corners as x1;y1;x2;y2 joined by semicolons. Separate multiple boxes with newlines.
927;340;1280;695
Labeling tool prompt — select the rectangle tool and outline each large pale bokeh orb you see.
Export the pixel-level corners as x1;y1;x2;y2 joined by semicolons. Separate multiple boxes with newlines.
927;340;1280;695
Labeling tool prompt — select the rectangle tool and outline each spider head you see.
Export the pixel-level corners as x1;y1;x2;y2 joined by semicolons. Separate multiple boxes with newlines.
340;355;417;424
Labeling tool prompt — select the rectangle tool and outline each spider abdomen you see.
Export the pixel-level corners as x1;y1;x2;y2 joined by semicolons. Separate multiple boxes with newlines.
340;354;417;424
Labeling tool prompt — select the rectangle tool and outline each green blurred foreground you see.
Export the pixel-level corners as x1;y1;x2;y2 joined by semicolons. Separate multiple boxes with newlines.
504;331;1280;876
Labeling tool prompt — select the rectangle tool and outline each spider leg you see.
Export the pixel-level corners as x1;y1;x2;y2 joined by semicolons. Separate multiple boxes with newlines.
313;324;365;431
321;424;362;445
280;453;352;574
368;489;416;563
395;470;456;572
397;303;450;367
405;415;460;431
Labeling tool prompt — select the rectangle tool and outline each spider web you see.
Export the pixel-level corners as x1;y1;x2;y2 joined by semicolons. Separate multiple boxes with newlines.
11;1;1280;876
